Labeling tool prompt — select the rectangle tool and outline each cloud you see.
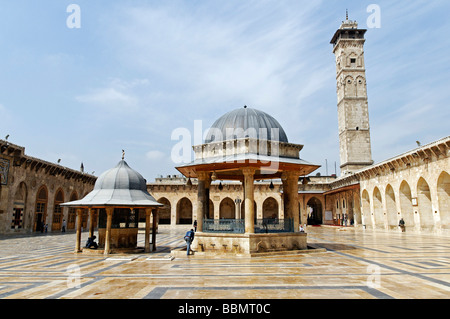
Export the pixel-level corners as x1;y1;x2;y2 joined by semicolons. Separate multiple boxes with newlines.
146;150;165;161
75;78;150;113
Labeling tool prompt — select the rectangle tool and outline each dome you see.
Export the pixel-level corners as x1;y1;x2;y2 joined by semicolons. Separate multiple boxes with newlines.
204;106;288;144
61;159;162;207
94;160;147;192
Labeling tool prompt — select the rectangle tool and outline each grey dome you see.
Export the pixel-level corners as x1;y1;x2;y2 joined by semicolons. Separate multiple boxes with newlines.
61;160;162;208
204;106;288;143
94;160;147;192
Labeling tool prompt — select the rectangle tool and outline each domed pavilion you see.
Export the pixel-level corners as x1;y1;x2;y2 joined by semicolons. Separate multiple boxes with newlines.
62;154;162;255
176;106;320;255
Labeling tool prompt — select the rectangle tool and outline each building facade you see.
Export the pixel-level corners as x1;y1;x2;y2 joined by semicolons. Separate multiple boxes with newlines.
0;140;96;234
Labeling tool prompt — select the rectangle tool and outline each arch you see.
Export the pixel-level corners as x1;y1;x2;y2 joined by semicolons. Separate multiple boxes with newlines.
355;75;366;97
262;197;279;219
176;197;192;225
399;181;414;230
373;187;384;229
34;185;48;232
208;199;214;219
306;197;322;225
385;184;397;230
417;177;434;231
437;171;450;230
52;188;65;231
12;182;27;230
361;189;372;226
344;75;356;97
67;191;78;229
157;197;171;224
219;197;235;219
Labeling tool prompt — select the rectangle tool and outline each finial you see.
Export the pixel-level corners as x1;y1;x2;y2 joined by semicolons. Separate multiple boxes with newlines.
346;9;348;20
244;105;247;108
122;149;125;160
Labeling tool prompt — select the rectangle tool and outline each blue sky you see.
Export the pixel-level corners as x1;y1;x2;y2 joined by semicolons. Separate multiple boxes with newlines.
0;1;449;180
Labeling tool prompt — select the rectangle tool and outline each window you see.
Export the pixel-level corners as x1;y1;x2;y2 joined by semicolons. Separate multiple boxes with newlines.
350;58;356;64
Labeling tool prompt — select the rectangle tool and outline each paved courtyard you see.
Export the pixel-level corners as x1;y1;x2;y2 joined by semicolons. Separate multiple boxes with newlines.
0;226;449;300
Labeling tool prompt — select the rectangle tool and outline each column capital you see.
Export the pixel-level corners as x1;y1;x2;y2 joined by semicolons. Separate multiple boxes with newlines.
197;171;209;181
281;171;301;181
241;167;257;176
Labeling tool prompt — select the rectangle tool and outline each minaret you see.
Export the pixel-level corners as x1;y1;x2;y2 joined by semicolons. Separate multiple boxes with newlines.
331;13;373;176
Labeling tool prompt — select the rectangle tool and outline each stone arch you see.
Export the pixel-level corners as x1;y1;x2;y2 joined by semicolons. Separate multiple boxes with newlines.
344;75;356;97
176;197;192;224
220;197;235;219
157;197;171;224
306;197;322;225
437;171;450;231
361;189;372;226
385;184;397;230
355;75;366;97
67;191;78;229
52;188;65;231
373;187;384;229
399;180;414;230
417;177;434;231
12;182;27;230
34;185;48;232
208;199;214;219
262;197;279;219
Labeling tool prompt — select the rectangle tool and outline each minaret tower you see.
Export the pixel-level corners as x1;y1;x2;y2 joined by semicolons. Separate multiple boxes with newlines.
330;12;373;176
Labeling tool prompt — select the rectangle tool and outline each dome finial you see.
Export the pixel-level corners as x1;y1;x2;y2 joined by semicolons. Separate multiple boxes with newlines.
122;149;125;160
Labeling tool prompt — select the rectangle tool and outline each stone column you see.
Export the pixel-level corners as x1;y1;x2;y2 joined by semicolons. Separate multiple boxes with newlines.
75;208;83;253
152;208;157;251
235;197;242;219
104;207;114;255
88;208;94;238
242;168;256;233
282;171;300;232
196;171;208;232
144;208;151;253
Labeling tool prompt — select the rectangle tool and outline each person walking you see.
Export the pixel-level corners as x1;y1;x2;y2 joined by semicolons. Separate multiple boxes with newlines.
193;220;197;232
184;229;195;256
62;219;66;233
399;218;405;232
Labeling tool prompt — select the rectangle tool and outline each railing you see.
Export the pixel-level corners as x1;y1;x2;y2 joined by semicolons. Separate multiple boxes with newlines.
202;218;294;234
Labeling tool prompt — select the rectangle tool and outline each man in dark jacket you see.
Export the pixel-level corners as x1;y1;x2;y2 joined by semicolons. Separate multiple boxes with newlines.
184;229;195;256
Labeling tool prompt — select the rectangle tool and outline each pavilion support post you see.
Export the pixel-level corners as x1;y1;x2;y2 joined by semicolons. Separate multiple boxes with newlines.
75;208;83;253
242;168;256;233
88;208;94;238
152;209;157;251
196;172;208;232
104;207;113;255
144;208;151;253
282;171;301;232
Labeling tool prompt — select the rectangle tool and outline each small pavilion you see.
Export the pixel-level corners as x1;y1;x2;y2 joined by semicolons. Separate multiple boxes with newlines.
62;154;162;255
176;106;320;255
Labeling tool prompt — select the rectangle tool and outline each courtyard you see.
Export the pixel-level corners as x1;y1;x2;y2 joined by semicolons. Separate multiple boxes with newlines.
0;226;448;300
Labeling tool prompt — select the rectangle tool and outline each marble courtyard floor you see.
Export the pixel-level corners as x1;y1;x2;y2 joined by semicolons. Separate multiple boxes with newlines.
0;226;448;299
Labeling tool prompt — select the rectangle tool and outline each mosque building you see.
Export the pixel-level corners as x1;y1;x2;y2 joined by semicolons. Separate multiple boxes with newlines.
0;16;448;236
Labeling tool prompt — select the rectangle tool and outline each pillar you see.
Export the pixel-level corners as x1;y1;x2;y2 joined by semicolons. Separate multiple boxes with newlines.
152;208;157;251
196;172;209;232
75;208;83;253
242;168;256;233
282;171;300;232
104;207;113;255
88;208;94;238
144;208;151;253
235;197;242;219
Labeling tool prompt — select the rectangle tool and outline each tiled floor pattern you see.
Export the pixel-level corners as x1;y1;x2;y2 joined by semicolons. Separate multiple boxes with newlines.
0;226;449;299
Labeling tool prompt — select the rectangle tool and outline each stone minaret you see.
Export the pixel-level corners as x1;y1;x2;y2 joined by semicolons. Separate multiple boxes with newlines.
330;13;373;176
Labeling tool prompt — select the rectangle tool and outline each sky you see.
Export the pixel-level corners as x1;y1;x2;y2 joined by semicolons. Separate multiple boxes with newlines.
0;0;449;181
